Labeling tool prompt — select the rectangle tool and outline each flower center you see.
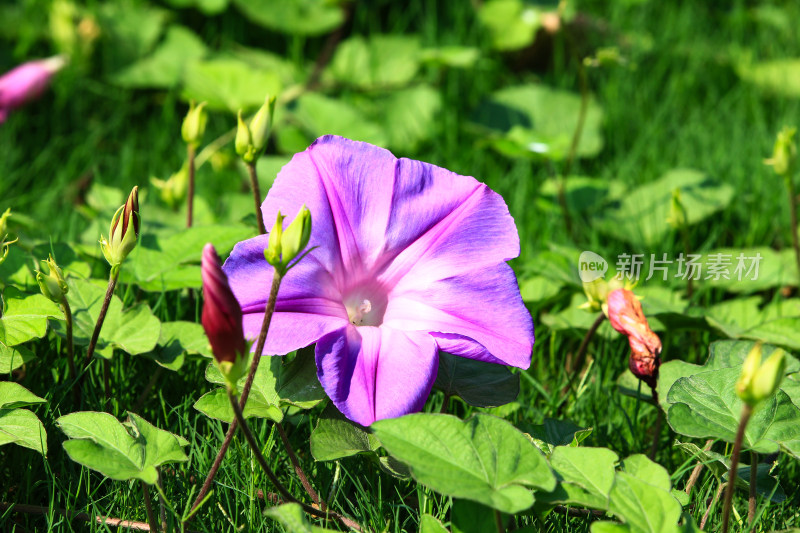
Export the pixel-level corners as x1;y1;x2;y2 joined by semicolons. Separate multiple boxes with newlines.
344;283;387;327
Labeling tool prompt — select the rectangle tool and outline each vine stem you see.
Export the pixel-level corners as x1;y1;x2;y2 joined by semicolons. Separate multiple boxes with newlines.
785;176;800;283
84;270;119;364
226;389;360;531
185;271;282;521
685;439;714;495
60;295;78;404
246;162;266;234
494;509;504;533
276;422;321;508
186;144;196;228
749;451;758;524
141;481;159;533
560;314;606;400
721;403;753;533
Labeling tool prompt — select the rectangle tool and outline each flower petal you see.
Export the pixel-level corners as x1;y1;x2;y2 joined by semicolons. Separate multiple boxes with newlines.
315;325;439;426
224;234;348;355
377;157;521;287
261;135;397;283
383;263;534;369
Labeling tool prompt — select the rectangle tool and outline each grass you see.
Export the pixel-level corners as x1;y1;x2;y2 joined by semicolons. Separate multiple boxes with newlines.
2;0;800;531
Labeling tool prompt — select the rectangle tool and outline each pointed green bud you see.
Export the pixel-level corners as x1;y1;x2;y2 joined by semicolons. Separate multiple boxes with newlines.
280;204;312;268
667;188;688;230
264;211;285;268
150;165;188;209
765;126;797;179
0;208;16;266
249;95;276;155
0;208;11;239
181;100;208;147
736;344;787;406
235;110;257;164
100;186;140;268
36;254;68;303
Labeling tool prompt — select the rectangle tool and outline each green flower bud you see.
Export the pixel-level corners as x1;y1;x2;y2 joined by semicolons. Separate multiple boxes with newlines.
235;110;257;164
736;344;787;406
0;208;11;239
579;278;608;312
280;204;312;267
36;254;68;303
667;188;688;230
765;126;797;179
181;100;208;147
100;186;140;268
150;166;188;209
264;211;285;268
249;95;276;155
0;208;17;266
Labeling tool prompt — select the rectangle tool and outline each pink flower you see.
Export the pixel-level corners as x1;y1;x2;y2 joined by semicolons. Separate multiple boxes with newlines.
606;288;661;388
224;136;534;425
201;244;247;366
0;56;66;124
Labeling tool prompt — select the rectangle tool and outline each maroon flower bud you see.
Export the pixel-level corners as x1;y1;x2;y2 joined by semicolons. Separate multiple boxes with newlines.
201;244;247;379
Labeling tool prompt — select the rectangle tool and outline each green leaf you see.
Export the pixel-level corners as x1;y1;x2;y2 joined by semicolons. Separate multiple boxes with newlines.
263;502;338;532
121;225;254;291
605;455;683;533
150;321;212;370
232;0;344;36
526;418;592;456
195;350;323;423
0;344;34;374
380;85;441;152
598;169;734;247
97;2;169;66
112;25;207;88
434;351;519;408
163;0;228;15
182;59;282;112
420;46;480;69
477;0;549;51
0;382;46;409
473;84;604;161
0;286;63;348
538;446;618;510
451;499;506;533
692;248;794;294
667;367;800;456
328;35;421;89
372;413;556;513
736;58;800;98
420;513;450;533
57;411;188;484
291;93;388;147
310;403;380;461
0;408;47;455
54;278;160;359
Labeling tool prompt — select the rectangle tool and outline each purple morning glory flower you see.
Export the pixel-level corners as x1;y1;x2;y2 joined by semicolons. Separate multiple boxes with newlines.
223;135;534;426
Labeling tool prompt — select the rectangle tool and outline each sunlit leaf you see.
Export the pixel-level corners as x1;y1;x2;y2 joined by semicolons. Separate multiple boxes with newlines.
372;413;556;513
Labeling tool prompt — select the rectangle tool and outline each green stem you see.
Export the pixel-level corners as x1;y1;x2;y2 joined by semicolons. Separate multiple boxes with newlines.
60;296;79;404
141;481;159;533
560;314;606;400
749;451;757;525
785;176;800;283
721;403;753;533
186;144;196;228
84;270;119;365
247;162;266;234
494;509;504;533
185;271;282;521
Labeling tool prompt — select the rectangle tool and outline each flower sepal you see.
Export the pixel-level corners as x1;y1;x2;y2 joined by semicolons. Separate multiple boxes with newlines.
36;254;68;303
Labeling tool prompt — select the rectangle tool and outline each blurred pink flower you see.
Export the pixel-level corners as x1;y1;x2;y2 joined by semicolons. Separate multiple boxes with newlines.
0;56;66;124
